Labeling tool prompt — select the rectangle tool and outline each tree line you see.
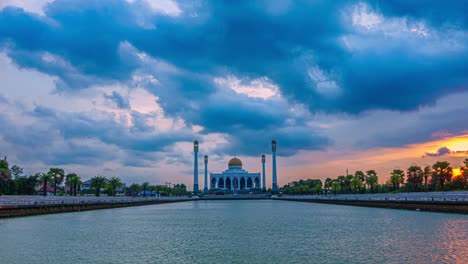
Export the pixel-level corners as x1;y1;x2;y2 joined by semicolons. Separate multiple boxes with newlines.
0;158;188;197
281;159;468;195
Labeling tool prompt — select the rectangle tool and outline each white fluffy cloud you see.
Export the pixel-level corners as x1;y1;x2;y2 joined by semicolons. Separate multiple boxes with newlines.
214;75;279;99
0;0;54;16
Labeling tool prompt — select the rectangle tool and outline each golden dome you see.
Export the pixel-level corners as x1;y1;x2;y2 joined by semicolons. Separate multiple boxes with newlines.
228;157;242;167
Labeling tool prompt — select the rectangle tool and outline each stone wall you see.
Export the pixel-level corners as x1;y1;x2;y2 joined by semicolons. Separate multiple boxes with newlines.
0;199;191;218
276;198;468;214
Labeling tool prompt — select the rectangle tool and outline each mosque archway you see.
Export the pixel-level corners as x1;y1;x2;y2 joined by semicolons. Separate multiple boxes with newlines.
219;178;224;189
247;178;253;188
226;178;232;189
254;177;260;188
233;178;238;190
211;178;217;188
240;178;246;189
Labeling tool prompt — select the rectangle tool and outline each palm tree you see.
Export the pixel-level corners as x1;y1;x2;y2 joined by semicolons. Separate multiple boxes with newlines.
128;183;141;197
65;173;74;195
354;171;366;186
141;182;150;197
39;172;52;196
345;174;353;193
331;180;340;195
390;169;404;190
73;176;82;196
324;178;332;195
107;177;123;196
48;168;65;196
432;161;453;191
350;176;362;193
90;175;107;197
365;170;378;193
172;184;187;196
0;157;11;194
10;165;23;179
65;173;82;196
407;166;423;192
398;170;405;188
337;176;345;193
461;159;468;181
423;166;431;192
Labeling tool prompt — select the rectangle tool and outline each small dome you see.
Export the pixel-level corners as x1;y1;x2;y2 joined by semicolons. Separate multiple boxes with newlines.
228;157;242;167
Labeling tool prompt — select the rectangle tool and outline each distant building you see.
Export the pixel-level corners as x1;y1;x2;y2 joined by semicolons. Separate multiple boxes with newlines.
82;179;93;191
36;184;55;196
81;178;114;195
140;190;159;197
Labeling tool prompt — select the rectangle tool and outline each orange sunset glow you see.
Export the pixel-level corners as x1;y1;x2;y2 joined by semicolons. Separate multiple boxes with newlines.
278;133;468;185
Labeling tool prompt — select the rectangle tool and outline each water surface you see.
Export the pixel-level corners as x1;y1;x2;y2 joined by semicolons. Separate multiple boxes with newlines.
0;200;467;263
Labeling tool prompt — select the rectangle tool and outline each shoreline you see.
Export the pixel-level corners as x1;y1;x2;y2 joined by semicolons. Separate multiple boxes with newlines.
0;198;194;218
274;197;468;214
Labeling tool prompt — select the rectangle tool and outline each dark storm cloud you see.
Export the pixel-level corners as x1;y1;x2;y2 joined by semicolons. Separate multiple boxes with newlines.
1;0;467;158
131;0;468;113
215;126;330;157
44;141;120;166
192;92;287;132
1;0;465;110
32;106;192;152
0;101;193;166
351;99;468;150
0;1;141;84
425;147;451;157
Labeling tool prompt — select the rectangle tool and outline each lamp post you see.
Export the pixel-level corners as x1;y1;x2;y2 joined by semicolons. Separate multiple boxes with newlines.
272;140;278;193
262;154;266;192
204;155;208;193
193;140;199;193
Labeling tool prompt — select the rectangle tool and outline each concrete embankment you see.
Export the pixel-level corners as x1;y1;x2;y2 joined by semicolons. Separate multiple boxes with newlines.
200;196;269;201
275;197;468;214
0;199;193;218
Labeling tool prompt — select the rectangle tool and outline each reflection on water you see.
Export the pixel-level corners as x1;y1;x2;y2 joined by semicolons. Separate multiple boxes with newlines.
434;219;468;263
0;200;466;264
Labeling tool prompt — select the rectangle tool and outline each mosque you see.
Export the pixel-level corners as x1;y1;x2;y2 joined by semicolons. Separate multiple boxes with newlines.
192;140;279;193
210;157;261;190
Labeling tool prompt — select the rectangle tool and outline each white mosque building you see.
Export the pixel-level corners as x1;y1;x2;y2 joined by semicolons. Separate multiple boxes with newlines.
193;140;278;193
210;157;261;190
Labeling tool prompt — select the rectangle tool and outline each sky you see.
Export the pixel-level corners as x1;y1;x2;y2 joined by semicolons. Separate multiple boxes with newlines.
0;0;467;188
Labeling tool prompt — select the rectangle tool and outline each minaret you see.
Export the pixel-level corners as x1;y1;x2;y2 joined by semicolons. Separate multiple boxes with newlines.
193;140;199;193
204;154;208;193
272;140;278;193
262;154;266;192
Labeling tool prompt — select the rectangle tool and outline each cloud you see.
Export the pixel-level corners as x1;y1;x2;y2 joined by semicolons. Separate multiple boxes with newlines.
1;1;465;115
32;106;193;152
1;0;466;155
368;1;468;28
0;0;467;186
425;147;451;157
0;0;54;16
214;75;278;99
105;91;130;109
